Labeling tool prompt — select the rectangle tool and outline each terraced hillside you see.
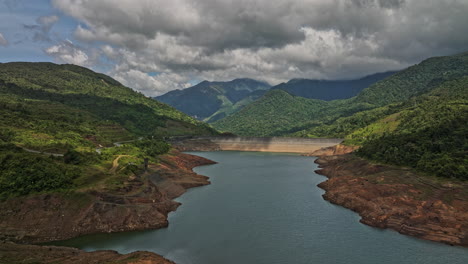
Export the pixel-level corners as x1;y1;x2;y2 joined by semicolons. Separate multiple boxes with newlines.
0;62;217;200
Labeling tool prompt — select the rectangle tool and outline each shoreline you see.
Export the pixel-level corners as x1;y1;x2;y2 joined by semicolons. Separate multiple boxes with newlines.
3;146;467;263
0;150;216;263
314;154;468;247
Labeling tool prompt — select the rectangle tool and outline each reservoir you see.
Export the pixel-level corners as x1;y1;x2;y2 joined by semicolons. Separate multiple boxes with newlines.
54;151;468;264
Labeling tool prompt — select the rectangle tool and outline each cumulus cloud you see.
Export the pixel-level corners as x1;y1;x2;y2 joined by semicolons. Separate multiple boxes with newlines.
24;15;59;42
0;33;8;47
111;69;192;96
51;0;468;96
45;40;96;66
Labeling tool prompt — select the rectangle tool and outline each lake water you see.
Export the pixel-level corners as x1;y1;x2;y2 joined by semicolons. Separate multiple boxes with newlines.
54;151;468;263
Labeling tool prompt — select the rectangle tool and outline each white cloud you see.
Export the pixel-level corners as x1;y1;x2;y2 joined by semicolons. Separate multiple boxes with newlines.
45;40;93;66
112;69;192;96
50;0;468;95
0;33;8;46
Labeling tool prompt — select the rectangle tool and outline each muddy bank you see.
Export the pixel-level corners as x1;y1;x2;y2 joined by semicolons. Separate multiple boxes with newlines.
171;136;343;153
0;242;175;264
315;154;468;247
0;150;215;263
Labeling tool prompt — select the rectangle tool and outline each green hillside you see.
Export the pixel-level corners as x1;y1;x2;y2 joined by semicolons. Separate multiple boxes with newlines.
213;89;332;136
273;71;397;101
354;77;468;179
214;52;468;137
155;78;271;122
213;52;468;179
213;89;379;137
0;62;217;199
355;52;468;106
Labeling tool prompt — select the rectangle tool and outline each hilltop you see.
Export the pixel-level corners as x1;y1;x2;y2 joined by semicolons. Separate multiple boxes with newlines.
155;78;271;122
273;71;397;100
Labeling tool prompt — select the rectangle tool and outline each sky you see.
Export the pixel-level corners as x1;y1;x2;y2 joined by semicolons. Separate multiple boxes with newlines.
1;0;468;96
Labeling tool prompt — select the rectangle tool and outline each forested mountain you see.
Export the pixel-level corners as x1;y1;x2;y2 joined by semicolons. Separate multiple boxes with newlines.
214;52;468;137
156;72;394;123
213;52;468;179
155;78;271;122
0;62;215;140
353;77;468;179
272;71;397;100
0;62;217;199
211;89;330;136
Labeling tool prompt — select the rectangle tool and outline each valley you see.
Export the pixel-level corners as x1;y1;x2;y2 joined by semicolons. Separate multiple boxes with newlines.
1;54;467;264
2;2;467;263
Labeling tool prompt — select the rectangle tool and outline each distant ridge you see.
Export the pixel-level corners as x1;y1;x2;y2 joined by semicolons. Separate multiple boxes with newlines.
272;71;398;101
155;72;396;122
155;78;271;122
213;52;468;138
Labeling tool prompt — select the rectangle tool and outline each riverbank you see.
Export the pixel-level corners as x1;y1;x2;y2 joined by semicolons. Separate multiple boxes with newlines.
0;242;175;264
315;154;468;247
0;150;215;263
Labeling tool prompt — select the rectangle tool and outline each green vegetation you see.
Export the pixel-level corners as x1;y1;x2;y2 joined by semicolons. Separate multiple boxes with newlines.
214;90;331;136
214;52;468;138
156;78;271;122
0;145;81;200
356;78;468;180
0;62;218;199
355;52;468;106
273;71;397;101
214;52;468;180
134;138;171;158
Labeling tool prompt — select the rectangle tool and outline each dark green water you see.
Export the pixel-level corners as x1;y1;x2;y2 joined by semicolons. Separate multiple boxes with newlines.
54;151;468;263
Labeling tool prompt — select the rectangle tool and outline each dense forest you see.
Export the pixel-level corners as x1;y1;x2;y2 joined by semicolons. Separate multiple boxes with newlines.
0;62;217;200
355;77;468;179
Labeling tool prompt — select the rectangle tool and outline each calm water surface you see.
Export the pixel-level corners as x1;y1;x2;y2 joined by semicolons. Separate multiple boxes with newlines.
55;151;468;264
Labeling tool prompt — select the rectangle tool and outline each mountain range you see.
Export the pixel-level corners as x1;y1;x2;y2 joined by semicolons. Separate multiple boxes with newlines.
155;78;271;122
272;71;397;100
213;52;468;179
155;72;396;123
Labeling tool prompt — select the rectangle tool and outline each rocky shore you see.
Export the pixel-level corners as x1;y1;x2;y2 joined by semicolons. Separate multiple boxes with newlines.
0;150;216;263
0;242;175;264
315;154;468;247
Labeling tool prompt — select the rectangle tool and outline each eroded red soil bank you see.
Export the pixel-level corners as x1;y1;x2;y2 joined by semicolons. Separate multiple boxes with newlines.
0;150;215;263
315;154;468;247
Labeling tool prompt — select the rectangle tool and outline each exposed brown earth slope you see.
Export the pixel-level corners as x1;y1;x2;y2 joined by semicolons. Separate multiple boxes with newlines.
315;154;468;247
0;242;175;264
0;150;215;263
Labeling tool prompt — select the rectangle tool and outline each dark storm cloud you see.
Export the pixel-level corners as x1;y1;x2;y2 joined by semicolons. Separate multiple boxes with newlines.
50;0;468;96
